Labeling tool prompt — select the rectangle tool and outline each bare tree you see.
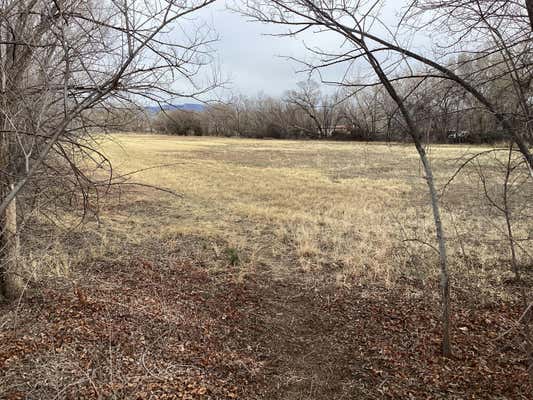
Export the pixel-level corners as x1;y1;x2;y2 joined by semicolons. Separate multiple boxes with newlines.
341;86;382;141
242;1;533;170
469;145;533;385
240;0;533;355
285;80;340;138
242;0;454;355
0;0;218;299
405;0;533;172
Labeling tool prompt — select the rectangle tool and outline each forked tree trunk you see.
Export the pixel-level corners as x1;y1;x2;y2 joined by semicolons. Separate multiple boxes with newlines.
1;184;23;300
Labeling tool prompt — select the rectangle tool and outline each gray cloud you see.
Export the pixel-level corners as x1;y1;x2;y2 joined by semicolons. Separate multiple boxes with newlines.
201;6;320;97
179;2;408;100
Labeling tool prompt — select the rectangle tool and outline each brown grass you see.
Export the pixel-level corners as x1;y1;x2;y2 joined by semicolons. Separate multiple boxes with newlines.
88;134;532;296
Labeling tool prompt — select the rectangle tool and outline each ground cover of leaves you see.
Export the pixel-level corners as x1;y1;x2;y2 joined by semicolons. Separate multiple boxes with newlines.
0;256;530;399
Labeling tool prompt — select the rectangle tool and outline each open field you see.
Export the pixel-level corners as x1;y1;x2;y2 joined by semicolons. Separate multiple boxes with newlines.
98;134;531;288
1;135;532;399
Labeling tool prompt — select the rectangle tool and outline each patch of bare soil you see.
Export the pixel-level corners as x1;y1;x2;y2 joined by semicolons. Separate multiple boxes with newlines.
0;257;530;399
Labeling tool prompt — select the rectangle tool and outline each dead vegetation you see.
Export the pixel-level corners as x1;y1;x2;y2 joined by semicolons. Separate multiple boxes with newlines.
98;135;532;291
1;135;532;398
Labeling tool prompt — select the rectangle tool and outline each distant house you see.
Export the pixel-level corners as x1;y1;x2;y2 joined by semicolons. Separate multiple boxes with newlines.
447;130;469;143
326;124;354;136
333;124;353;133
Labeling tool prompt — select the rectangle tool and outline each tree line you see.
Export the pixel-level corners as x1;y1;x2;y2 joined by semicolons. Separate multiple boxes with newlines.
148;47;528;144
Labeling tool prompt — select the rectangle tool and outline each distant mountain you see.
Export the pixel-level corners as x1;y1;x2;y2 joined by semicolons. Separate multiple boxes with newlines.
144;103;205;113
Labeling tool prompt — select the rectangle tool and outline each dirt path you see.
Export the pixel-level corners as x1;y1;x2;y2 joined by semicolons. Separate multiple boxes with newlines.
0;256;529;399
239;278;364;399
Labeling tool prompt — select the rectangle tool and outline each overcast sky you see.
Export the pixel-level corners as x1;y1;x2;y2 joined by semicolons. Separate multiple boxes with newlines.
190;1;407;99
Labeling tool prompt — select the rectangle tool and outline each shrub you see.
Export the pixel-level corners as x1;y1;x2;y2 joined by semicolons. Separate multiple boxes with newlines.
153;110;204;136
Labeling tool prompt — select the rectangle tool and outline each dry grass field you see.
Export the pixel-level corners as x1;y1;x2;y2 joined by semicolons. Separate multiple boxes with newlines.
96;134;531;290
1;134;532;399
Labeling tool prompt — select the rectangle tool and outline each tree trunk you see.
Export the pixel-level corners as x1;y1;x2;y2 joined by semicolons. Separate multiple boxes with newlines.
526;0;533;32
361;47;452;356
417;144;451;356
1;184;23;300
0;16;22;300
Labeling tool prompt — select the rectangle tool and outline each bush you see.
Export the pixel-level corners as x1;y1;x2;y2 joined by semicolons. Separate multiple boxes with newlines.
330;127;375;141
465;131;508;144
153;110;204;136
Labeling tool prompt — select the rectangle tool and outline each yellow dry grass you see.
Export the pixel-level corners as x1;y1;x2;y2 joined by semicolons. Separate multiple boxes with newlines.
77;134;532;292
